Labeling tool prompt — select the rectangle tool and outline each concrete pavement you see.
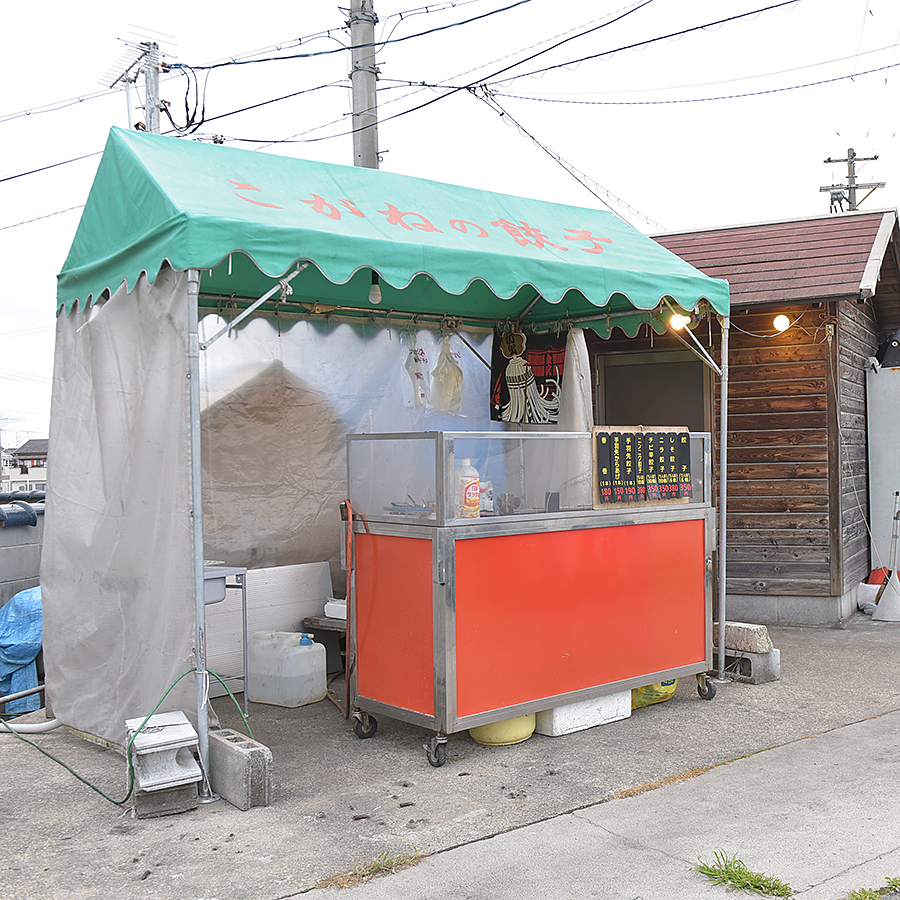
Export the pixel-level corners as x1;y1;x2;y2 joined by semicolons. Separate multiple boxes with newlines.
3;614;900;899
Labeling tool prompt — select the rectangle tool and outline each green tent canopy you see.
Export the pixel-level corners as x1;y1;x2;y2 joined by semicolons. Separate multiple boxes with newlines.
57;128;729;336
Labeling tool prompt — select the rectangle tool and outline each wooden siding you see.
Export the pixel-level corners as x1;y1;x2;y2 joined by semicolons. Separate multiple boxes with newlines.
718;305;833;597
837;299;879;592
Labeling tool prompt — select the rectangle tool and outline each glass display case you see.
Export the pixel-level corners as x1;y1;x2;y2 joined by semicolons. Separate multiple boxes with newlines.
346;430;711;526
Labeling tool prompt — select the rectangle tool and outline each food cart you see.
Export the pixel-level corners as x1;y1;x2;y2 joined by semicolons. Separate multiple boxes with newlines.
347;429;716;765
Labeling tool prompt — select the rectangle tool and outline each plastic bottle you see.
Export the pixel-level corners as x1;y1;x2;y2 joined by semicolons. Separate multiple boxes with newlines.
455;458;480;518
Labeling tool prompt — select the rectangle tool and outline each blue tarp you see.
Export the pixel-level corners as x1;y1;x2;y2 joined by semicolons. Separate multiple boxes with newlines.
0;587;42;715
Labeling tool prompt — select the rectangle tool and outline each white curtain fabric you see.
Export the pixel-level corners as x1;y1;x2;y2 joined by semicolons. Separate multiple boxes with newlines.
557;328;594;432
198;317;493;592
42;268;196;748
42;276;494;746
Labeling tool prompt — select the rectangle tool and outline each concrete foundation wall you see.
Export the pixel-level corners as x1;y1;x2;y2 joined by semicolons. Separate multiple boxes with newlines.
726;587;857;625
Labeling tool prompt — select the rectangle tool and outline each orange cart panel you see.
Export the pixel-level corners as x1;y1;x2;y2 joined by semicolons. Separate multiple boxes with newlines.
354;533;435;716
454;519;707;717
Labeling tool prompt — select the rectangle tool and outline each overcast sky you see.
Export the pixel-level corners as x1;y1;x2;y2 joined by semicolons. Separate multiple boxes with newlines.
2;0;899;444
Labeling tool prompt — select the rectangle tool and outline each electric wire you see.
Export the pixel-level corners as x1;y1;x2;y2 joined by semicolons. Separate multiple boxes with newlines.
223;0;657;146
728;307;809;338
471;87;665;230
495;57;900;106
0;667;252;806
486;0;801;87
0;205;84;231
178;0;534;70
483;39;900;98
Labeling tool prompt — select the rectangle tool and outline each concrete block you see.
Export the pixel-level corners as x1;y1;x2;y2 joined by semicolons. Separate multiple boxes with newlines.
133;782;198;819
713;621;774;654
713;648;781;684
534;691;631;736
208;728;273;811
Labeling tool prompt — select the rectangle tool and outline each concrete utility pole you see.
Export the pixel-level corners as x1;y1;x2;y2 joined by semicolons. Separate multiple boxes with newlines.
143;42;161;134
349;1;380;168
820;148;885;212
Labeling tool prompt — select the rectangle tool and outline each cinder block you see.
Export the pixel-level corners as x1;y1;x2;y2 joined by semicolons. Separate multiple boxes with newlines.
133;782;199;819
534;691;631;736
712;621;774;654
208;728;273;811
713;648;781;684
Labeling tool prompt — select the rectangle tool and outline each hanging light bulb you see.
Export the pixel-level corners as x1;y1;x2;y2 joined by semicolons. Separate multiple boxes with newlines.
773;314;791;332
669;312;691;330
368;270;382;305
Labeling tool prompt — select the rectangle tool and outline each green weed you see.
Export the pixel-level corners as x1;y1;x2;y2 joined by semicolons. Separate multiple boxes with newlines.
316;848;422;889
694;850;791;897
836;878;900;900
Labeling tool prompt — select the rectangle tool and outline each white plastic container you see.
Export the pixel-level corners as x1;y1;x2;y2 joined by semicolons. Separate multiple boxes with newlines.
455;458;480;518
247;632;327;708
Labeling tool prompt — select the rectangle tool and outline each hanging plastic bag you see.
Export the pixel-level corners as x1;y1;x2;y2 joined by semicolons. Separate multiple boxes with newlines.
403;332;429;408
430;335;463;412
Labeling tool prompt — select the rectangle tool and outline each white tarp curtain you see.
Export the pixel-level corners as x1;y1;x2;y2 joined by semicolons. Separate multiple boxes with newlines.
42;268;197;747
198;314;494;591
43;269;495;746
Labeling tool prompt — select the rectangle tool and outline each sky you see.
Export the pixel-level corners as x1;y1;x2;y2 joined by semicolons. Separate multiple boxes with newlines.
2;0;899;445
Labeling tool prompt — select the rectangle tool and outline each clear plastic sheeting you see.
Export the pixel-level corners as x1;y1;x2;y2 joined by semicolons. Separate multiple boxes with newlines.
198;317;493;593
42;269;196;747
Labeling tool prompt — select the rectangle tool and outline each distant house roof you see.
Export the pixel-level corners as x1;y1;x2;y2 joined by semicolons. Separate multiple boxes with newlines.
653;210;900;333
14;439;48;459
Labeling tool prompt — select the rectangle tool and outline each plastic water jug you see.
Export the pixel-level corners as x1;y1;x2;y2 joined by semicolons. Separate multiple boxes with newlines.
247;632;327;708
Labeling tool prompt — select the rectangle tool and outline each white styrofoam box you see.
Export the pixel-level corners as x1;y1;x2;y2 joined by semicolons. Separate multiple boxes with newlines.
205;562;333;697
534;690;631;736
124;710;202;792
324;598;346;619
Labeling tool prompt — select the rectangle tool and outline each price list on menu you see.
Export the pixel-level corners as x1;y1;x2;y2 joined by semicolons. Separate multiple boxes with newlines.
596;430;691;504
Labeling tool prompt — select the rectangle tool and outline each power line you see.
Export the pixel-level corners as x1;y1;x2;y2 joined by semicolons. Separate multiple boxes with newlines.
225;0;657;147
1;153;101;185
473;87;665;230
487;0;801;88
488;39;900;98
178;0;534;70
492;57;900;105
0;206;84;232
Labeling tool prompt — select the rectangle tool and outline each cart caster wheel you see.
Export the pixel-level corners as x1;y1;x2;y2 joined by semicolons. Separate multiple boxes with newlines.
424;735;448;767
697;676;717;701
353;714;378;739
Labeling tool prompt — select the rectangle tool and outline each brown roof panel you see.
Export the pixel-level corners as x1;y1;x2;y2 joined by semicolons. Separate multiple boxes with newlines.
655;211;893;307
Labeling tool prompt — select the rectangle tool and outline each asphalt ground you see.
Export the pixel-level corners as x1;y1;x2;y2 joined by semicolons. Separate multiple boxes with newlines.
3;613;900;900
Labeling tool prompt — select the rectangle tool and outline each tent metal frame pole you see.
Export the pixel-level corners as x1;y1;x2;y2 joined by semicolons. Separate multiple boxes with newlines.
715;315;731;683
187;268;218;801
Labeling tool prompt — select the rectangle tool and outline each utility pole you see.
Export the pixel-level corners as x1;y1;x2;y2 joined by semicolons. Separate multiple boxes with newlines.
143;42;161;134
820;148;885;212
349;1;379;169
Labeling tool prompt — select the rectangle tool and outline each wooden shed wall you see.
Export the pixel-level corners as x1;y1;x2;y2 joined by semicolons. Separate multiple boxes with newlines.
836;299;879;593
719;305;832;597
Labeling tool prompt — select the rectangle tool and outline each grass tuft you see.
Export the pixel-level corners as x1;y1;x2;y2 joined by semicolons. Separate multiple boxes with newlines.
315;848;422;889
694;851;791;897
835;879;900;900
